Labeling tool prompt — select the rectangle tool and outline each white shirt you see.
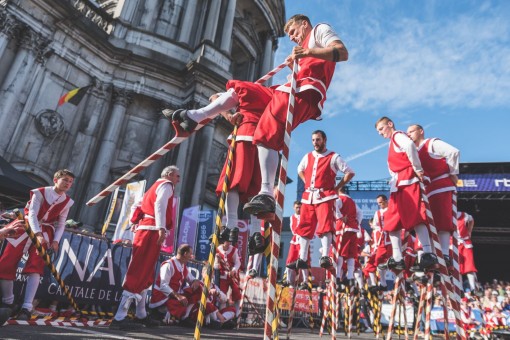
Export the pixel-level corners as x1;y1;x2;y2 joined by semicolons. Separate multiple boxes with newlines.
154;182;174;230
158;258;194;296
418;138;460;175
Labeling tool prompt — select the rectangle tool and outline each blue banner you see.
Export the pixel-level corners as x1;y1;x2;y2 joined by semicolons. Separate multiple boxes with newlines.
9;230;203;306
457;173;510;192
195;210;214;261
349;190;389;230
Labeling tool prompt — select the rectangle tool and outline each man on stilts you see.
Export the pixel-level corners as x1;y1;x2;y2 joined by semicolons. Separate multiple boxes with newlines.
374;117;437;273
168;14;349;218
287;130;355;271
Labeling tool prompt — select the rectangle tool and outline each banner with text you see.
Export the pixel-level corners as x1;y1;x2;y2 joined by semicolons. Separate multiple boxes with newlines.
11;230;203;306
176;205;199;252
195;210;215;261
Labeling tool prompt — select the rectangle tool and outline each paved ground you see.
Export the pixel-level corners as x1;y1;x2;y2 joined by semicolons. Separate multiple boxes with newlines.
1;324;377;340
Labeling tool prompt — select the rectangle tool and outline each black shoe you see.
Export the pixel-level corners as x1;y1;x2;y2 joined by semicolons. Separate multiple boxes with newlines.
444;255;454;272
243;194;276;215
319;256;333;269
16;308;31;321
474;288;484;297
247;269;258;278
0;306;12;326
386;257;406;271
109;317;144;330
297;282;309;291
378;284;388;292
209;320;223;329
134;316;160;328
171;109;198;132
248;232;265;255
286;259;308;270
219;227;230;243
222;319;237;329
229;227;239;244
419;253;439;271
368;285;380;295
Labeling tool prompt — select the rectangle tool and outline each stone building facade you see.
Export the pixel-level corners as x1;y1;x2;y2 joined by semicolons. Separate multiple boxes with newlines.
0;0;285;229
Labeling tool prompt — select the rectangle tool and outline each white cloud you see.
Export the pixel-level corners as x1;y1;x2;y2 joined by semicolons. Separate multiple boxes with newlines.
326;11;510;114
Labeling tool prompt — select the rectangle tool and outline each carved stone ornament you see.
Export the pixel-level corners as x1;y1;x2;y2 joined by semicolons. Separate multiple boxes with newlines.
35;109;65;138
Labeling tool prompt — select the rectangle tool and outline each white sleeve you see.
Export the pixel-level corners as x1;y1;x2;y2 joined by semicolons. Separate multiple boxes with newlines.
155;183;174;230
332;154;355;175
232;249;241;271
159;262;175;296
394;132;423;173
464;213;473;223
297;154;308;174
314;23;342;48
53;202;72;243
430;139;460;175
335;199;343;219
27;190;43;234
356;203;364;224
186;269;196;284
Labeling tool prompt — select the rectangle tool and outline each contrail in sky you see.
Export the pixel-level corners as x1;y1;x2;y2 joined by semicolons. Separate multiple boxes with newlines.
344;123;436;162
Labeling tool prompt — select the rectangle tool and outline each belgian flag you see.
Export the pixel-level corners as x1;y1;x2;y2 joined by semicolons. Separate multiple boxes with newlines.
58;85;92;107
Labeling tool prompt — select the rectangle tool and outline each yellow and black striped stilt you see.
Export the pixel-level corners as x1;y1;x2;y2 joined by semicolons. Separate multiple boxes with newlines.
194;125;238;340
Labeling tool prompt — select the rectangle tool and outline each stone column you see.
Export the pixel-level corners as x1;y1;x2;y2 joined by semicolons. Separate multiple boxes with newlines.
0;13;24;62
190;122;215;206
0;29;49;155
219;0;236;52
82;88;133;227
177;0;198;43
203;0;221;42
69;80;112;218
146;109;172;185
112;0;140;39
139;0;159;32
261;33;273;76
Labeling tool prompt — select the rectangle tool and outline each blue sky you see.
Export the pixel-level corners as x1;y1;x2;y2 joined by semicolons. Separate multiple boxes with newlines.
273;0;510;215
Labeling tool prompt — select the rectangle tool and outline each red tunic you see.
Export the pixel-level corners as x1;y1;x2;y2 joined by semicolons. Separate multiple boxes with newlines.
301;151;338;204
139;179;174;231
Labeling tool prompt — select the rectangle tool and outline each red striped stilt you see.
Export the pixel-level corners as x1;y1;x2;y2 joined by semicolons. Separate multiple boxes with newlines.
423;273;434;340
413;283;427;340
419;182;465;340
264;61;299;340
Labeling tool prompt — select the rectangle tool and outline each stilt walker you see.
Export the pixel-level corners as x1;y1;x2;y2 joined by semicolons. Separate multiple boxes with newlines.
193;124;238;340
263;61;299;340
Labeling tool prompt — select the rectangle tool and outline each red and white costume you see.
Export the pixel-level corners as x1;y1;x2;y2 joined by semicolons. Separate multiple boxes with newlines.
456;211;477;274
253;24;340;150
286;213;301;265
214;244;242;301
188;281;236;324
297;150;353;239
149;257;201;320
384;131;427;232
334;193;361;259
122;178;175;294
0;187;73;279
215;80;273;201
363;207;392;276
417;138;459;232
